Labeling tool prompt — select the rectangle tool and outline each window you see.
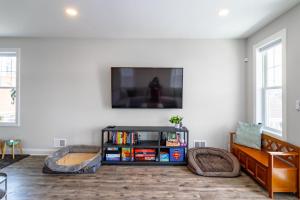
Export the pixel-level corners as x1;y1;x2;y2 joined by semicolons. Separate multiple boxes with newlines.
254;30;286;138
0;49;20;126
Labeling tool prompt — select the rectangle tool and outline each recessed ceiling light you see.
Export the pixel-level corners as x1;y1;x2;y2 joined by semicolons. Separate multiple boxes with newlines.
65;8;78;17
218;9;230;17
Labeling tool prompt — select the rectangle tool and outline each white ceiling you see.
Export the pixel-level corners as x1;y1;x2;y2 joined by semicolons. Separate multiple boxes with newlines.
0;0;299;39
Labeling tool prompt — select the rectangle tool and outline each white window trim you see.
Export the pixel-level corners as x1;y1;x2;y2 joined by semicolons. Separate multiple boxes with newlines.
0;48;21;127
252;29;287;140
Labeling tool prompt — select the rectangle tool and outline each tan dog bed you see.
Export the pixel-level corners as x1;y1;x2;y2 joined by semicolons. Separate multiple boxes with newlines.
43;145;101;174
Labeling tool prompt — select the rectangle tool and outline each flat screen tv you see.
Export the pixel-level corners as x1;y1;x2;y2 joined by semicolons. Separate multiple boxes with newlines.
111;67;183;108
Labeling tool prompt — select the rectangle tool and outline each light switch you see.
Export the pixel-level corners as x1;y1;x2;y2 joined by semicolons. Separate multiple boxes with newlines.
296;100;300;111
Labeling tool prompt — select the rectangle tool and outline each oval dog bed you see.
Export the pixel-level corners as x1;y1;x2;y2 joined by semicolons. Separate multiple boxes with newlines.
187;147;240;177
43;145;101;174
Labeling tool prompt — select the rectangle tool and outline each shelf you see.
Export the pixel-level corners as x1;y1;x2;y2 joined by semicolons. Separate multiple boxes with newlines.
103;143;130;148
104;141;188;149
102;161;187;166
102;126;188;132
160;146;187;148
134;141;159;148
104;140;159;148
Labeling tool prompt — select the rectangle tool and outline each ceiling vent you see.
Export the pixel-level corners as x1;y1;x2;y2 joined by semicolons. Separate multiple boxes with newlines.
194;140;206;148
54;138;67;148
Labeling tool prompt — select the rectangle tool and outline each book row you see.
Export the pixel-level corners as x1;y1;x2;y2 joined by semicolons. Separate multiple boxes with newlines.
109;131;187;147
110;132;138;145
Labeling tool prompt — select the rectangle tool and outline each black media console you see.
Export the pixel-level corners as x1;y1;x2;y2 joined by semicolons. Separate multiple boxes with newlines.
101;126;189;165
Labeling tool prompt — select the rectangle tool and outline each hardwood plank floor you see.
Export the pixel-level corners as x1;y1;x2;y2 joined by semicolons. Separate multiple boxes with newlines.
1;156;298;200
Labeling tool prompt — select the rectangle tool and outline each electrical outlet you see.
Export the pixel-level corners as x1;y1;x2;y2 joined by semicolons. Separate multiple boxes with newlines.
296;100;300;112
194;140;206;148
54;138;67;148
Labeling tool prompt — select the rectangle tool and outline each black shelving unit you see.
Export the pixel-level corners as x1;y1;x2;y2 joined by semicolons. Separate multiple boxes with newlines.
101;126;189;165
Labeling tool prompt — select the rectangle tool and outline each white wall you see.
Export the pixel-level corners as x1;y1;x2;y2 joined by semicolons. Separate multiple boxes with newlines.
0;38;246;154
246;4;300;146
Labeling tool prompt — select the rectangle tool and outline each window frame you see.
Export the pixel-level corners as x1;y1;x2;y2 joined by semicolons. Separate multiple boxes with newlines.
0;48;20;127
253;29;287;140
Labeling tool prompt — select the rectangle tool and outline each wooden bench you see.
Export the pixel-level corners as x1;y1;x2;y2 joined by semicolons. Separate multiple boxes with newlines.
230;132;300;199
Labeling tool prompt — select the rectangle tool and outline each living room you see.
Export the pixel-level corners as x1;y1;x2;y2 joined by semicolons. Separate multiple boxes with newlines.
0;0;300;199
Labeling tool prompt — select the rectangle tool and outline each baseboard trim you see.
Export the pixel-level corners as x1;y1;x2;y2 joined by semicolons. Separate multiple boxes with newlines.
23;148;56;155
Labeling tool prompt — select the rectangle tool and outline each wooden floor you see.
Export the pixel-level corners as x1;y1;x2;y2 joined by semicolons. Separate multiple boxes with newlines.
1;156;298;200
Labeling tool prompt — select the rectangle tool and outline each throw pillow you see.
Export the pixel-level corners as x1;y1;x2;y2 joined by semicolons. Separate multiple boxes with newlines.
235;122;263;150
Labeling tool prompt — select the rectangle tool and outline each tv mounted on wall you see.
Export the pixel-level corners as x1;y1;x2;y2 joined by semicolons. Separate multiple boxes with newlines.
111;67;183;108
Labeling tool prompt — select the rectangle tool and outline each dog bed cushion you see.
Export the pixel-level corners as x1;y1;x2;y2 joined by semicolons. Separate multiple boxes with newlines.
43;145;101;174
187;147;240;177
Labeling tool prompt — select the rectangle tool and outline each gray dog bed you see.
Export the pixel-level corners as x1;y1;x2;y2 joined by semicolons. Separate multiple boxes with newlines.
187;147;240;177
43;145;101;174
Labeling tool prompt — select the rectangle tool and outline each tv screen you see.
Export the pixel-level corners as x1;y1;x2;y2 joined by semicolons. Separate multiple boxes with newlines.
111;67;183;108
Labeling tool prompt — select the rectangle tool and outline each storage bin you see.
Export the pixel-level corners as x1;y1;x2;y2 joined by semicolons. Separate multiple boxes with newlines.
169;148;185;162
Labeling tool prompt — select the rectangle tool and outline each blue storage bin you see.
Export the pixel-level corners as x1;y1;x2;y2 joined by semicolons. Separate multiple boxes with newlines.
169;148;185;162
